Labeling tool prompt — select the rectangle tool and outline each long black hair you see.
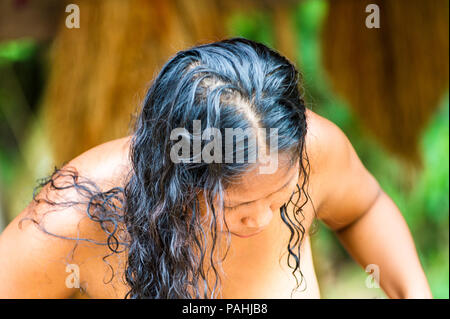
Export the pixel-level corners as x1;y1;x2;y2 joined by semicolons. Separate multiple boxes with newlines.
28;38;313;299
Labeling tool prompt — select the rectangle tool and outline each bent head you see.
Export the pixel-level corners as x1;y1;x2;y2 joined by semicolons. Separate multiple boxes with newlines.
125;38;309;298
222;156;300;237
199;154;300;238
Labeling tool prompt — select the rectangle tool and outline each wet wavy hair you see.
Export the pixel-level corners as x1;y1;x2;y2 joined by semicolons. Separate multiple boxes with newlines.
27;38;316;299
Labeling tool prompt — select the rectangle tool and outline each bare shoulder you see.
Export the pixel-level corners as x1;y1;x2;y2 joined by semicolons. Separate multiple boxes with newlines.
29;135;133;238
65;135;133;190
0;136;133;297
35;134;134;248
303;107;351;195
304;108;351;172
304;108;381;228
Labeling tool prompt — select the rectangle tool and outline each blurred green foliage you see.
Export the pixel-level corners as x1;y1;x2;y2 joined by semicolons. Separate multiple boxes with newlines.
0;39;37;66
227;10;275;48
0;38;39;188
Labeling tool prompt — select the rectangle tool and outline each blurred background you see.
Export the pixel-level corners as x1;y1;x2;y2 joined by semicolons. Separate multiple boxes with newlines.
0;0;448;298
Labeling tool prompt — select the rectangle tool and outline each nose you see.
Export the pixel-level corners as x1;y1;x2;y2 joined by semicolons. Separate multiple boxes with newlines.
240;207;273;229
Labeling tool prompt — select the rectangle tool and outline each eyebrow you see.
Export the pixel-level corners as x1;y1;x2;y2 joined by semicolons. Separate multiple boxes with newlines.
225;173;296;208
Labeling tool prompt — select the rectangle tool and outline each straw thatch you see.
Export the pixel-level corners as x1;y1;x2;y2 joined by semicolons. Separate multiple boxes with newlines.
322;0;449;166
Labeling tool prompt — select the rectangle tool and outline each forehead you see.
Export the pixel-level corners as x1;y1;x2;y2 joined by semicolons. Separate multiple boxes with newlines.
224;154;299;202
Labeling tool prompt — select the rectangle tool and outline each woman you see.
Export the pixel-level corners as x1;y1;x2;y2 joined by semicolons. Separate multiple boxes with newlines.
0;38;432;299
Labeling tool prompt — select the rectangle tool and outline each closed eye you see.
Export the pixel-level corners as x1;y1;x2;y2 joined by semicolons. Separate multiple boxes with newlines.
224;202;251;211
224;181;294;211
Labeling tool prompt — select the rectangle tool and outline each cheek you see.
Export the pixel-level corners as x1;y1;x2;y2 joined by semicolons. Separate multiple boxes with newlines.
271;187;297;208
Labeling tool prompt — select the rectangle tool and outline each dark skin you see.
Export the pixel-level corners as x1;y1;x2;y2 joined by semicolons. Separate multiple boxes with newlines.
0;108;432;298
